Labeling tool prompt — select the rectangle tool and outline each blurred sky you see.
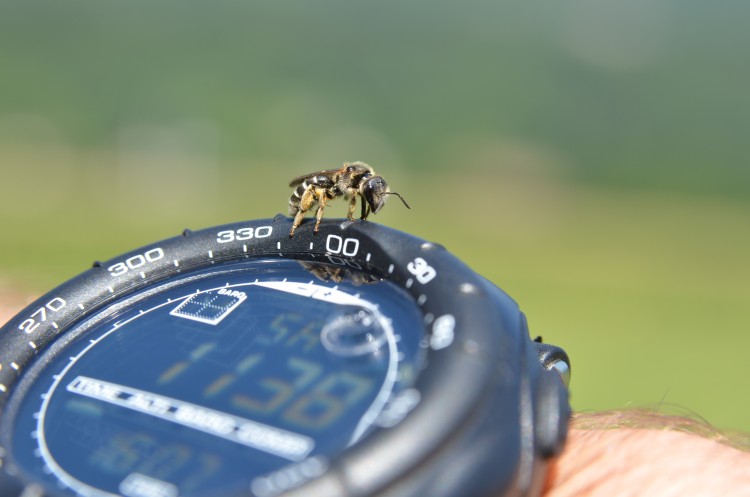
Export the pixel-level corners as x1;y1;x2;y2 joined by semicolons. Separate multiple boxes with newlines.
1;1;749;430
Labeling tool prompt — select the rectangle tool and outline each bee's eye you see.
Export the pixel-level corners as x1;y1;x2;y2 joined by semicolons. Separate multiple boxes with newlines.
369;177;385;190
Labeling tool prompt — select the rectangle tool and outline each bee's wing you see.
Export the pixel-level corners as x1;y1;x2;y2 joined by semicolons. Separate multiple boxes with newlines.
288;169;340;187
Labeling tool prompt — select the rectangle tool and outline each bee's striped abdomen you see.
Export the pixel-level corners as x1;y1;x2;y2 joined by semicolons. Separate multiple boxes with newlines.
288;175;336;216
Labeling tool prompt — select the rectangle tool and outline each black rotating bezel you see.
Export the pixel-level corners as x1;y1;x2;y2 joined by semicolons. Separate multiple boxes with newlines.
0;216;563;497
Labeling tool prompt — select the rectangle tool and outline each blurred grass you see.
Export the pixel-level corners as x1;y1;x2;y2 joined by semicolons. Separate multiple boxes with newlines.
1;0;749;433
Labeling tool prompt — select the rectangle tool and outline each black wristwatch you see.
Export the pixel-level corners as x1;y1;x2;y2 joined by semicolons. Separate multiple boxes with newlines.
0;217;571;497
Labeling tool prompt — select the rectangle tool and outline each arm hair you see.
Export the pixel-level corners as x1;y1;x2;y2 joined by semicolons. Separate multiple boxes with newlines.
544;411;750;497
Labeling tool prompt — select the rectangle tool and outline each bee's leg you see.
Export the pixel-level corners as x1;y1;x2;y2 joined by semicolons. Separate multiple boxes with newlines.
360;200;370;220
348;196;357;220
290;186;317;237
314;188;328;233
290;211;306;237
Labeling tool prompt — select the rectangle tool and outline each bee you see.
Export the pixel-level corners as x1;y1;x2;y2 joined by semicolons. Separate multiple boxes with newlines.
287;161;410;237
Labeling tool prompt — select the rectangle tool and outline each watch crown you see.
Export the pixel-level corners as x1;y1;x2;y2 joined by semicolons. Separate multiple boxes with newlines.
534;342;571;387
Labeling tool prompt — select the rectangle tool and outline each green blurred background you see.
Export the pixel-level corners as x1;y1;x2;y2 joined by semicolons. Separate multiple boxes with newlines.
1;1;749;431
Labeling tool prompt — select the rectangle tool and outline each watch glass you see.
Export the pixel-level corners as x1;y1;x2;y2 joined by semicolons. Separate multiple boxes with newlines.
7;259;425;497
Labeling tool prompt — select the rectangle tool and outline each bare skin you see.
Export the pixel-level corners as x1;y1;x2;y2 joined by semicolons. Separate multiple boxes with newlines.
545;412;750;497
0;289;32;328
1;298;748;496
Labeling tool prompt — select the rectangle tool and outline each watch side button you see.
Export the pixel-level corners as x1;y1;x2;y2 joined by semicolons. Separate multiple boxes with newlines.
534;369;571;459
534;342;571;387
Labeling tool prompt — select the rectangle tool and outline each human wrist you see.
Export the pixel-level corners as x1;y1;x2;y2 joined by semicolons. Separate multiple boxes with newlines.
544;411;750;497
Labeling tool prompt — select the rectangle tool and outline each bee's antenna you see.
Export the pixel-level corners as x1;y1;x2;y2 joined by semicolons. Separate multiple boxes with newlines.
387;192;411;209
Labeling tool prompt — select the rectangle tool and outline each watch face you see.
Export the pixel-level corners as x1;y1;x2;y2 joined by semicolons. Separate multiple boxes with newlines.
6;259;425;497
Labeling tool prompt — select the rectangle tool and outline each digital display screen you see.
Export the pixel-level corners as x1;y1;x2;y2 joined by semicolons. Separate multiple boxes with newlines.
9;260;425;497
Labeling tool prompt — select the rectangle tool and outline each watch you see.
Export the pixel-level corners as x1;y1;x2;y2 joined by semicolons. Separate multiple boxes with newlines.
0;216;571;497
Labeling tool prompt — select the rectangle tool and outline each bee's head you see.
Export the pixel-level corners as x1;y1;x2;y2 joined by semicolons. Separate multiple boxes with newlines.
361;176;410;214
